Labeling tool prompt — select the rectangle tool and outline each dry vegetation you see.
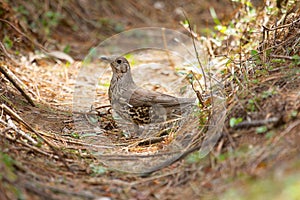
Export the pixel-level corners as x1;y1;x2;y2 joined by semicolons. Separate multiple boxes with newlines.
0;0;300;199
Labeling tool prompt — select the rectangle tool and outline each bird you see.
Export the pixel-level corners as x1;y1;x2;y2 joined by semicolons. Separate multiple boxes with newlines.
101;56;195;133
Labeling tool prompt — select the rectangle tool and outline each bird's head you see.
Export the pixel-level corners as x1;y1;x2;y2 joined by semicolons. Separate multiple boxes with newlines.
101;56;134;85
100;56;130;76
110;57;130;75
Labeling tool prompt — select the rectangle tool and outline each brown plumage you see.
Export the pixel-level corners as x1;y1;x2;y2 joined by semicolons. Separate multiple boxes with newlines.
102;56;195;126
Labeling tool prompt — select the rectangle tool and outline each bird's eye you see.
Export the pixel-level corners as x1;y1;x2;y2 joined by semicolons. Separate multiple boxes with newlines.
116;59;122;64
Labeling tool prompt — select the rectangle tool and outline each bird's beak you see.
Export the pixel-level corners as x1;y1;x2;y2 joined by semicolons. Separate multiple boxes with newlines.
99;56;114;63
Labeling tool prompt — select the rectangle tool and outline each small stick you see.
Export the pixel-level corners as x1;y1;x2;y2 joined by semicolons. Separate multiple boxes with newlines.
0;132;61;160
0;104;73;172
0;41;19;66
189;71;205;107
233;117;280;129
270;54;298;60
262;18;300;31
95;104;111;109
0;64;35;107
128;136;166;147
182;10;207;89
0;116;38;145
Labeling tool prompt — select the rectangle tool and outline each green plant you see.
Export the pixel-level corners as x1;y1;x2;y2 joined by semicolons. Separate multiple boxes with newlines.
247;98;257;112
292;55;300;65
261;88;277;99
250;50;262;65
256;126;268;134
230;117;243;128
90;164;107;176
71;132;80;139
186;151;207;164
3;35;13;49
42;11;62;35
13;5;29;17
63;44;71;54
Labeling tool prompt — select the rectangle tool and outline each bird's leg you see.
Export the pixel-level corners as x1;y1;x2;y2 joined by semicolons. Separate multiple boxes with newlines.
120;123;141;138
121;129;131;138
116;121;132;138
133;124;141;134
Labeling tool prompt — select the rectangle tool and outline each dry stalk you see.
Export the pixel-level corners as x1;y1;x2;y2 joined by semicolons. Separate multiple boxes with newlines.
0;103;73;172
0;64;35;106
0;116;37;145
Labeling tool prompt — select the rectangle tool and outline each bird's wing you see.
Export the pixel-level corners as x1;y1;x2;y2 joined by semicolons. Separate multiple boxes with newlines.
128;87;195;107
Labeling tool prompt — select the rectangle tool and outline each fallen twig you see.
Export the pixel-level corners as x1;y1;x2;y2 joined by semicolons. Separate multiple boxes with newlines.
270;54;299;60
262;18;300;31
0;116;38;145
0;64;35;106
0;103;73;172
0;41;19;66
233;117;280;129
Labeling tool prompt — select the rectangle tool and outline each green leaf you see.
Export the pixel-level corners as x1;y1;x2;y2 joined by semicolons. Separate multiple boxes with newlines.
210;7;221;25
292;55;300;65
71;132;80;139
229;117;243;128
291;110;298;118
261;89;277;99
186;151;206;164
265;131;275;139
3;35;13;49
256;126;268;134
292;55;300;60
90;164;107;175
250;50;258;56
271;59;285;63
63;44;71;54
